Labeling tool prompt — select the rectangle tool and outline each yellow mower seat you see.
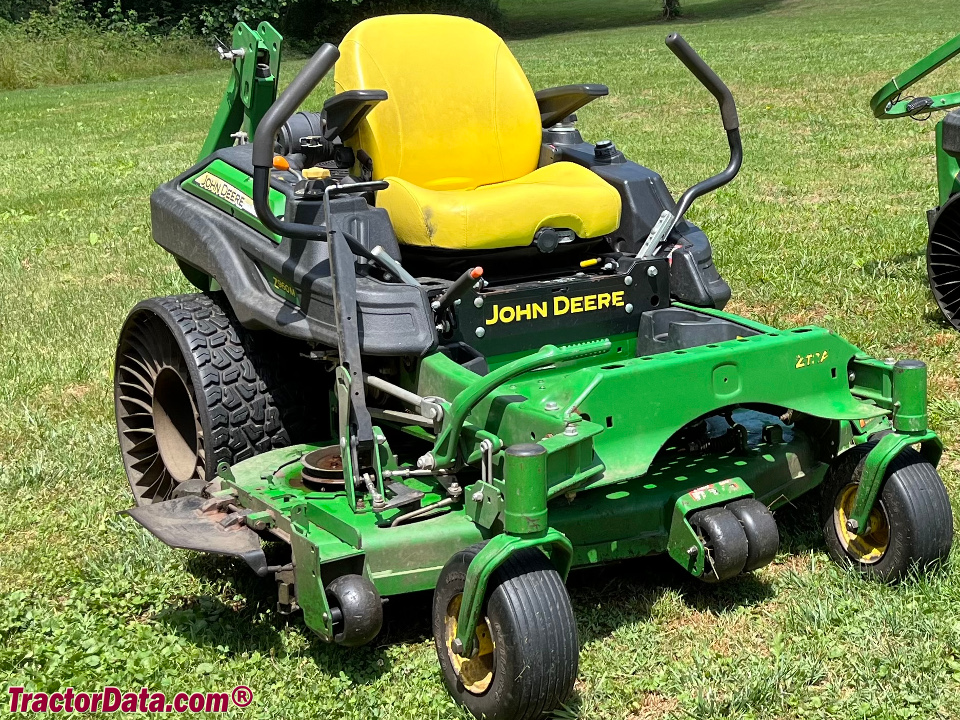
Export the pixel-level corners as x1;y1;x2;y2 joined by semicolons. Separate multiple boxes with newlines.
335;14;622;251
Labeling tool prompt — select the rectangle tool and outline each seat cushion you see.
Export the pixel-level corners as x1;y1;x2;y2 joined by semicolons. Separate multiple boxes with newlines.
335;15;542;190
378;161;622;250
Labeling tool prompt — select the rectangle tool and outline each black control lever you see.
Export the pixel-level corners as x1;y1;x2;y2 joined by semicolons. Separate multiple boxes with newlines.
663;33;743;236
432;267;484;315
251;42;341;240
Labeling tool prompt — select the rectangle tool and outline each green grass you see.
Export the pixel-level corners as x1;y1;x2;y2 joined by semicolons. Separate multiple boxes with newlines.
497;0;788;37
0;26;221;91
3;0;960;717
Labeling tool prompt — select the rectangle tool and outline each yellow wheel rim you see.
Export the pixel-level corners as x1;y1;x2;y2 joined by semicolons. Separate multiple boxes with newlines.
444;594;495;694
834;483;890;564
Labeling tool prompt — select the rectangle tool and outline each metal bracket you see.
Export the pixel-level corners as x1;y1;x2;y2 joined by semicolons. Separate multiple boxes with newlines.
871;33;960;119
200;21;283;160
325;183;375;467
429;340;612;468
848;430;942;531
665;478;754;577
454;529;573;655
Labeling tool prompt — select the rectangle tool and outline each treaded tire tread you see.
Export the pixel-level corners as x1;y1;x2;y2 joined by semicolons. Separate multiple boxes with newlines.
116;292;324;503
433;543;579;720
820;444;953;582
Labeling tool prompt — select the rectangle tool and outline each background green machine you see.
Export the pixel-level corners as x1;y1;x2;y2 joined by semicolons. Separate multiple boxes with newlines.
118;22;953;720
872;33;960;329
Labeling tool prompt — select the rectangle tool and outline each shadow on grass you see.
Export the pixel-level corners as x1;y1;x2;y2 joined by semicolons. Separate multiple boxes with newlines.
862;248;923;275
155;552;396;684
924;308;954;329
569;495;824;646
154;497;826;684
502;0;790;39
566;555;775;646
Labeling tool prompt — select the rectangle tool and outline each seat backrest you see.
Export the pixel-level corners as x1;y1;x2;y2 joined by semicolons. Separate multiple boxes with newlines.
334;15;542;191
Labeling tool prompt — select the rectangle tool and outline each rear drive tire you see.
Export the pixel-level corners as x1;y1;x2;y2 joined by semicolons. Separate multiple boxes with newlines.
114;292;323;505
433;544;579;720
820;444;953;582
690;507;749;583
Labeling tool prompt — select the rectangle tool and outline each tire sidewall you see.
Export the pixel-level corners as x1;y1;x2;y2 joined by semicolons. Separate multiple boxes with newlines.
432;547;544;720
820;445;943;581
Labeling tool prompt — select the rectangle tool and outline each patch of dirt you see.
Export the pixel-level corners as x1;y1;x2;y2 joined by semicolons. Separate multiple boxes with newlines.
783;304;830;327
662;608;720;636
929;370;960;398
723;299;773;323
764;552;815;578
626;692;680;720
63;383;94;402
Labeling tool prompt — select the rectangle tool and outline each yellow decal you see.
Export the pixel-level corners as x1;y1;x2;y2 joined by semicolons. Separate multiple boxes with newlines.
486;291;625;326
194;172;256;216
795;349;829;368
273;276;297;298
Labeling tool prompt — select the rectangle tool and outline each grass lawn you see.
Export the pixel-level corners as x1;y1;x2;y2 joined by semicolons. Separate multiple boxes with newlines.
0;28;221;91
3;0;960;717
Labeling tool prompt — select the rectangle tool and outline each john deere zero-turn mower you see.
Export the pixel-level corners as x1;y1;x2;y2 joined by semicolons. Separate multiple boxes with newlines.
119;16;953;720
872;33;960;329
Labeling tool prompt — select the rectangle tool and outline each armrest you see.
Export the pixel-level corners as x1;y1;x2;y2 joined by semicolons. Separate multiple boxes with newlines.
535;84;608;127
322;89;388;141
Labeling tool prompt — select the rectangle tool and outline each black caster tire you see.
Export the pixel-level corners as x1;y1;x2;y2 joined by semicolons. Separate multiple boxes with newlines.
728;498;779;572
820;444;953;582
326;574;383;647
690;507;749;583
433;543;578;720
114;292;322;505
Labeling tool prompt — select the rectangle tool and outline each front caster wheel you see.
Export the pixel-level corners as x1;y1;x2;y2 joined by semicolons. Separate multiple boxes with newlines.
728;498;779;572
820;444;953;582
432;544;578;720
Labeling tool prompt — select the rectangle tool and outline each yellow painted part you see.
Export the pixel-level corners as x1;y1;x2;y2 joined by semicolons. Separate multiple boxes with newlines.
302;167;331;179
834;483;890;564
336;15;541;190
379;162;622;249
445;594;495;694
334;14;622;250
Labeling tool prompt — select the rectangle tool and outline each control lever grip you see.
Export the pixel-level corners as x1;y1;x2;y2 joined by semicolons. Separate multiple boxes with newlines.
665;33;739;132
253;43;340;168
250;43;345;241
433;267;483;314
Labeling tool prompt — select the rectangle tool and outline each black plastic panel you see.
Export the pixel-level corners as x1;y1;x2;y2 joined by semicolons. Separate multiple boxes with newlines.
448;259;669;357
943;109;960;156
637;307;759;356
151;148;435;355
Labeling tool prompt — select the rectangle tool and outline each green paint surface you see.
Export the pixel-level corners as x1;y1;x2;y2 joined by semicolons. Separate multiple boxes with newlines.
182;158;287;241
